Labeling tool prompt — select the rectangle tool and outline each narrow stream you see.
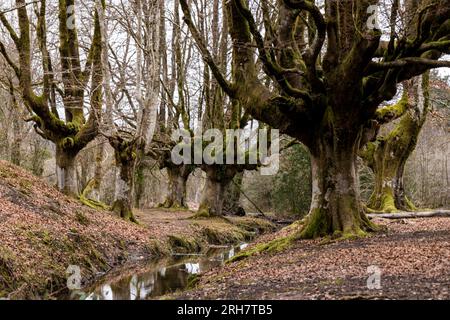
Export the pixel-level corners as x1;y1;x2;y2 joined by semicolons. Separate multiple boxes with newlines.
70;243;248;300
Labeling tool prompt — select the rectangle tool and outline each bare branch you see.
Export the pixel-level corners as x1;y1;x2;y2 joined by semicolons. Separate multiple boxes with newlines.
0;0;40;15
0;40;20;77
283;0;326;84
418;40;450;54
179;0;236;98
369;57;450;71
234;0;312;101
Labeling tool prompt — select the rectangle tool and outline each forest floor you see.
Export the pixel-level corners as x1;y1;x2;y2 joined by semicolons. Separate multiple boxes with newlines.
174;217;450;300
0;161;274;299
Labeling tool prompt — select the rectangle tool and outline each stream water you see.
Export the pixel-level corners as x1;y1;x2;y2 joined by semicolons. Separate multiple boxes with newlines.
69;243;248;300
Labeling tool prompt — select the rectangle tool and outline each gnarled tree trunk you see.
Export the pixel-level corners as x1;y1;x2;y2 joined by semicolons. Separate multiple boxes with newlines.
161;165;193;209
364;75;430;212
112;156;138;223
301;118;377;239
109;136;139;223
197;166;237;217
223;172;246;216
367;134;417;213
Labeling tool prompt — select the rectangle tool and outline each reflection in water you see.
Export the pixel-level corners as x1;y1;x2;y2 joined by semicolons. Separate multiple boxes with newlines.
79;244;246;300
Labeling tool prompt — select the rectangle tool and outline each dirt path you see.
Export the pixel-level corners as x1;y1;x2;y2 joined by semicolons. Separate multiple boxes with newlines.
176;217;450;300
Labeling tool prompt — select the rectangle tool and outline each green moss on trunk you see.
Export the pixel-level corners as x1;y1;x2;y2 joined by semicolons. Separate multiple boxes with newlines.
112;200;138;223
364;75;430;213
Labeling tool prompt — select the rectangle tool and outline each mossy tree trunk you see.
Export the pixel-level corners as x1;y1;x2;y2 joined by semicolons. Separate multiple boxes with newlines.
161;165;193;209
11;92;23;166
55;145;78;197
363;75;430;212
223;172;245;216
110;136;139;223
180;0;449;238
112;161;137;223
300;114;377;239
0;0;103;196
134;162;146;208
197;166;237;217
367;136;417;213
84;138;108;202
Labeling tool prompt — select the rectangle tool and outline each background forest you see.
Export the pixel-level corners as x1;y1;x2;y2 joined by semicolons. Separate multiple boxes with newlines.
1;73;449;218
0;0;449;224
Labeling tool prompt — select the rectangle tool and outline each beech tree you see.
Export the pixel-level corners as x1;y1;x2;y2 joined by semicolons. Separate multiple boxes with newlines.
181;0;450;237
153;0;196;209
154;0;252;213
0;0;104;196
190;0;248;217
95;0;162;222
360;74;430;212
181;0;280;217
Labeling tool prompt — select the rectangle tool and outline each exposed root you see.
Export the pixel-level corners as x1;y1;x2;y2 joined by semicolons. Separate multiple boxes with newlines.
190;209;216;219
368;192;399;213
79;179;110;211
227;221;303;263
198;223;253;245
79;195;110;211
168;235;204;253
112;201;139;224
158;199;188;210
299;206;380;240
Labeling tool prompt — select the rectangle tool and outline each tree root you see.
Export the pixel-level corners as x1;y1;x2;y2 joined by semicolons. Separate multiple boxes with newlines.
79;195;110;211
227;221;304;263
227;235;296;263
298;208;379;240
79;178;110;211
158;199;187;210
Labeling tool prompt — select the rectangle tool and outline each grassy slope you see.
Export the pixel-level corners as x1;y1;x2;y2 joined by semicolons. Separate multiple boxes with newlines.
0;161;274;299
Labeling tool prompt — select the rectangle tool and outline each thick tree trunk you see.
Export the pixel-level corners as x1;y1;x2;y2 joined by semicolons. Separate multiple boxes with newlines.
301;132;377;239
198;177;229;217
112;159;138;223
365;75;429;213
368;141;417;212
55;146;78;197
223;172;246;216
108;135;141;223
197;166;235;217
161;165;192;209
